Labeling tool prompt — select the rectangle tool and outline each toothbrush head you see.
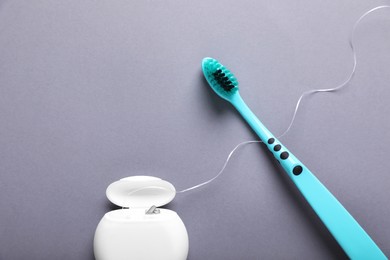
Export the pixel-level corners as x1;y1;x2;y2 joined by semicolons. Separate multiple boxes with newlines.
202;57;239;101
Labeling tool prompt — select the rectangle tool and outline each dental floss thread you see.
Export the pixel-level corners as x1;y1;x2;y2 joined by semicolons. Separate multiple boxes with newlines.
176;5;390;194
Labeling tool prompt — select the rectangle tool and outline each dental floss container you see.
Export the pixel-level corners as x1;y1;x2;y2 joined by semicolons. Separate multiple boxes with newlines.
94;176;189;260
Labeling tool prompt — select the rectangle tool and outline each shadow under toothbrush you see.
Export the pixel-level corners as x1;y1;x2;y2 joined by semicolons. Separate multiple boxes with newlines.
199;78;348;259
198;73;236;117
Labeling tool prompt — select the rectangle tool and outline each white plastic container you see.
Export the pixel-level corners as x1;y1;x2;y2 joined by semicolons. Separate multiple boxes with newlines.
94;176;189;260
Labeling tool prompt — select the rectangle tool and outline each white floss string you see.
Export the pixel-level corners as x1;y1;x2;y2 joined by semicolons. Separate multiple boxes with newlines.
176;5;390;194
176;140;260;193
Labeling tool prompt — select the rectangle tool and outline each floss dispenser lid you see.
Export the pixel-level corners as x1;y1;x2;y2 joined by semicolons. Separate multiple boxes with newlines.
106;176;176;208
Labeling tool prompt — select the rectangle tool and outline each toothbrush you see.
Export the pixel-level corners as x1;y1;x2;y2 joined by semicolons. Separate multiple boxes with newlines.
201;57;386;259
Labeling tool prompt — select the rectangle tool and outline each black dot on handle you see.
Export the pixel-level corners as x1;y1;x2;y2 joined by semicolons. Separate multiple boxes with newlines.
274;144;281;151
280;152;289;160
293;165;303;175
268;138;275;144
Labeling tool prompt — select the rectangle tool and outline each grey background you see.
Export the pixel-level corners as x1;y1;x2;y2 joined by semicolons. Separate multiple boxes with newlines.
0;0;389;259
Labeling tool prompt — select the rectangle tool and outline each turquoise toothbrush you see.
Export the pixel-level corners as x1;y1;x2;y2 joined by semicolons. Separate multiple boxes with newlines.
201;57;386;259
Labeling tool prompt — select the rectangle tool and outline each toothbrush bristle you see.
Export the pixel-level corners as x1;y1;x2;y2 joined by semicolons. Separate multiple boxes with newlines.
202;57;239;98
212;69;235;91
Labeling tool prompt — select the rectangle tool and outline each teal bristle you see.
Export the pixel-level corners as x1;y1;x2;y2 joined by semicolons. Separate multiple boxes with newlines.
202;57;239;99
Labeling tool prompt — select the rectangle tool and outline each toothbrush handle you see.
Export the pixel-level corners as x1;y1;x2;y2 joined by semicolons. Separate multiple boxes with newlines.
232;94;386;260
